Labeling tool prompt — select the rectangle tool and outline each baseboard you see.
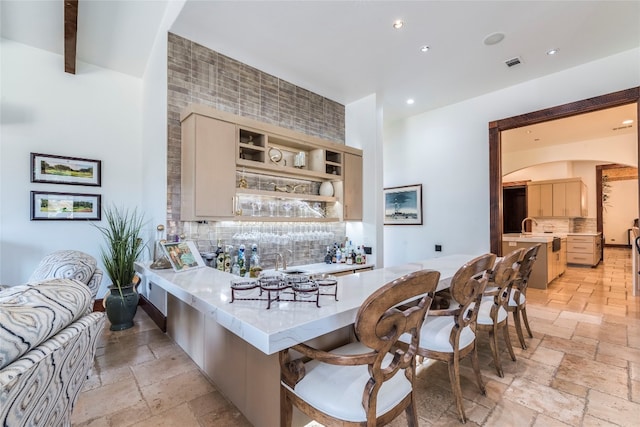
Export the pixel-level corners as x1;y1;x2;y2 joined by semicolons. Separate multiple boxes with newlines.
93;299;105;312
139;294;167;332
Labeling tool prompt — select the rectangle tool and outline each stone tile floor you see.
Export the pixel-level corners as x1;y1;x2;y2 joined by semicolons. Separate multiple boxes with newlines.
72;248;640;426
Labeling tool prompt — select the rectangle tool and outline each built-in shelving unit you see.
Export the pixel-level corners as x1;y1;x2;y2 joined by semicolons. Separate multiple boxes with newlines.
180;105;362;222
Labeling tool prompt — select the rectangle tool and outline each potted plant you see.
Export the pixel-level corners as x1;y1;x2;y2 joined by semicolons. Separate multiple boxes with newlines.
94;205;146;331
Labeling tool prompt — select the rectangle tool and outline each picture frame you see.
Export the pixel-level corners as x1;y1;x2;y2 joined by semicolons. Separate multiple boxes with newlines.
31;191;101;221
161;241;206;272
383;184;423;225
31;153;101;186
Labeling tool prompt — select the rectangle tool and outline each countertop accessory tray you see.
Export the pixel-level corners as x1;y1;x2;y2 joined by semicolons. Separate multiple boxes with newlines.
230;272;338;309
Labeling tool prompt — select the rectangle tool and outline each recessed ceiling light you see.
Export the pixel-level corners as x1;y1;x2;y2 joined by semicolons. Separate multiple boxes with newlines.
483;32;505;46
406;99;415;105
392;19;404;29
420;45;430;53
547;48;559;55
622;119;634;125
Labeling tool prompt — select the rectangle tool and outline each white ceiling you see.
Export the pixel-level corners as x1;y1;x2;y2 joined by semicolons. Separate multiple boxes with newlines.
1;0;639;128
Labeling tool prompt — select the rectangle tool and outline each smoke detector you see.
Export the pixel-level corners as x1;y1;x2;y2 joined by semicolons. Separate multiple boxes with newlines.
505;57;522;67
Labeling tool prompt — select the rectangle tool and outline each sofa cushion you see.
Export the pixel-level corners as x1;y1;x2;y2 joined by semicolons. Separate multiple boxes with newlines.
28;250;97;286
0;279;92;369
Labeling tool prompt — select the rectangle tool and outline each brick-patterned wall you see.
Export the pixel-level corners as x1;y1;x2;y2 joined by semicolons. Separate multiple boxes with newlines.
167;32;345;228
165;33;347;267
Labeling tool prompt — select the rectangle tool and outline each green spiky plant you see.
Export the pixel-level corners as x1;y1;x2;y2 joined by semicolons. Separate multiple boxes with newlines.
93;205;146;298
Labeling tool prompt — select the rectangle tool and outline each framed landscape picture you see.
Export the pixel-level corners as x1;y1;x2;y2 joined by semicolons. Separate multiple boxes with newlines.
161;241;206;272
31;191;101;220
383;184;423;225
31;153;101;186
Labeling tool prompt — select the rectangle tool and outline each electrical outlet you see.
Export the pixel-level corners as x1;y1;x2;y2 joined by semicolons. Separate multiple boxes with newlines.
435;245;442;252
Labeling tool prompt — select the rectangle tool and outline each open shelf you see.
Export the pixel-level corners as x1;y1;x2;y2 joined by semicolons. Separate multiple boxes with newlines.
236;188;336;202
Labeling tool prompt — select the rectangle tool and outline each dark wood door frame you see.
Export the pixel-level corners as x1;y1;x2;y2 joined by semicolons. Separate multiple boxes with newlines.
489;87;640;255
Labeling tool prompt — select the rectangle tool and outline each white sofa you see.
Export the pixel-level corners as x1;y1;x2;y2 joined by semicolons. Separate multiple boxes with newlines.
0;250;106;426
0;279;105;426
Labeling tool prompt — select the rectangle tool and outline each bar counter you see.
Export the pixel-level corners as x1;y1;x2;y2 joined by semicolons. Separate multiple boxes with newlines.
135;253;478;426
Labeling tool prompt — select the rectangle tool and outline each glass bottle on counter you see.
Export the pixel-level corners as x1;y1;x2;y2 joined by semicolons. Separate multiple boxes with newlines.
231;256;240;276
238;244;246;277
249;244;262;278
215;240;225;271
324;246;333;264
355;246;363;265
224;246;232;273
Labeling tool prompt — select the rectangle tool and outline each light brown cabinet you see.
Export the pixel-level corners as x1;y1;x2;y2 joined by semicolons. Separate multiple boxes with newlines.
181;114;236;221
527;178;587;218
180;105;363;222
502;238;565;289
527;183;553;217
343;153;363;221
567;234;602;266
552;179;588;217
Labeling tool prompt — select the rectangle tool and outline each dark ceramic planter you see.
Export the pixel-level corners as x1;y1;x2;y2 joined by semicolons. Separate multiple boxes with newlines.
105;284;139;331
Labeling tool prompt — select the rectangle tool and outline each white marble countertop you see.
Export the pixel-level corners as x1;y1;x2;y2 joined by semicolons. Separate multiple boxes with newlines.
566;232;602;236
263;261;375;275
502;233;566;243
136;254;478;355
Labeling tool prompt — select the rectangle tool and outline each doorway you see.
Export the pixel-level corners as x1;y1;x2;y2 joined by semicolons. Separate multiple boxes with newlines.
489;87;640;255
503;185;527;234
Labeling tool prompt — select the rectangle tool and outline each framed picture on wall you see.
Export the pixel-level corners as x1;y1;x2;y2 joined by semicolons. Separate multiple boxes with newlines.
30;191;101;220
31;153;102;186
383;184;423;225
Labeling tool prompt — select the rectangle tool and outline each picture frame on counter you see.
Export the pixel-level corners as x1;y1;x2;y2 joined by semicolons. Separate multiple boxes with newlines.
31;152;102;186
30;191;101;221
383;184;423;225
162;241;206;272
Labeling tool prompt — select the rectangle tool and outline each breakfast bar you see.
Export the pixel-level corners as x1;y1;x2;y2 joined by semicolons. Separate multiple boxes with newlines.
136;254;477;426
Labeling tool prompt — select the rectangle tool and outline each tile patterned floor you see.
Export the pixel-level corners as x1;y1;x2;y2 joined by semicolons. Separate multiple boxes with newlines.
72;248;640;426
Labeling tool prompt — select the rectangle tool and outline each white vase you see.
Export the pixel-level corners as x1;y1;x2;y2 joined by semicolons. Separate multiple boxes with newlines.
319;181;334;197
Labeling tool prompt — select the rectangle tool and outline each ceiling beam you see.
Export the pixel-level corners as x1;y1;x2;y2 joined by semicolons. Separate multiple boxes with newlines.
64;0;78;74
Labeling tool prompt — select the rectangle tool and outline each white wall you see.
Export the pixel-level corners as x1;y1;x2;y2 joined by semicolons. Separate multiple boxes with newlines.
346;94;384;267
0;39;144;296
383;48;640;267
604;179;639;244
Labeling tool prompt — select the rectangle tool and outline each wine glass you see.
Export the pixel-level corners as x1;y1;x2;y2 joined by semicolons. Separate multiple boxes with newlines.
282;202;292;217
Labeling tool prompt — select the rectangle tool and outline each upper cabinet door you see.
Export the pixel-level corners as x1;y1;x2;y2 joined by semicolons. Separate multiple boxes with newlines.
343;153;363;221
181;115;236;220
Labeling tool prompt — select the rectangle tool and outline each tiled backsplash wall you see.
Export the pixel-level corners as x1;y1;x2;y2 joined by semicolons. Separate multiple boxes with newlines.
530;217;597;234
166;33;347;267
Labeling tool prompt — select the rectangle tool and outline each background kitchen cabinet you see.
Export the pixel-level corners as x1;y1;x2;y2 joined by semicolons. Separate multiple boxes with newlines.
527;183;553;217
553;179;587;217
567;234;602;266
343;153;363;220
181;114;236;220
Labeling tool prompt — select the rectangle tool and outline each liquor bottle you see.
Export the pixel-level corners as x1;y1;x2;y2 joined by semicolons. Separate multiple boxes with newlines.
324;246;333;264
224;246;232;273
231;256;240;276
355;246;362;265
238;244;246;277
215;240;224;271
249;243;262;278
346;249;353;265
335;247;342;263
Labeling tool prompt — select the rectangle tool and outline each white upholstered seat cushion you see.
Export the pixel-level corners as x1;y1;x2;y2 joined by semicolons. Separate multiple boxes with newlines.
399;314;476;353
476;296;508;326
508;289;526;307
282;341;412;422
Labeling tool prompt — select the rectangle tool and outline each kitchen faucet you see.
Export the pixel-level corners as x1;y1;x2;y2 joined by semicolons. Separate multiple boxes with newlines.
274;253;284;271
521;217;538;234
